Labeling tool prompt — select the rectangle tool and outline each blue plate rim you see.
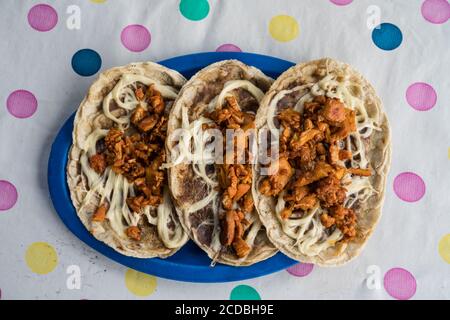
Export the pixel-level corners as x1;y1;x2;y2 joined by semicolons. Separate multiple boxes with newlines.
47;52;297;283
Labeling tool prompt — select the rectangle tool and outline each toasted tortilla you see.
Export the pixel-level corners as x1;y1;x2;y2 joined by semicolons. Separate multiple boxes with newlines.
167;60;278;266
67;62;189;258
253;58;391;266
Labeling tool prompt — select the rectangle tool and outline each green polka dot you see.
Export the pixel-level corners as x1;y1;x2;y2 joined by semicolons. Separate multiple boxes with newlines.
230;285;261;300
179;0;210;21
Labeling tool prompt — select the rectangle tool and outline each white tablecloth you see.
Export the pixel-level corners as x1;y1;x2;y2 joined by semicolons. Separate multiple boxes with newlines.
0;0;449;299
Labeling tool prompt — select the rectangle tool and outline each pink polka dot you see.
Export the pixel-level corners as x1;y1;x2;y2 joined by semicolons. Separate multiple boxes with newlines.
27;4;58;32
0;180;18;211
330;0;353;5
421;0;450;24
286;263;314;277
6;90;38;119
384;268;417;300
216;44;242;52
406;82;437;111
393;172;426;203
121;25;151;52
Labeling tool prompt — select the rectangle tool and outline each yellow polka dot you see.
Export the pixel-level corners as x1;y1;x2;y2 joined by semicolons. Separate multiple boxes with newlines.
25;242;58;275
125;269;157;297
90;0;107;3
447;148;450;159
438;234;450;264
269;15;299;42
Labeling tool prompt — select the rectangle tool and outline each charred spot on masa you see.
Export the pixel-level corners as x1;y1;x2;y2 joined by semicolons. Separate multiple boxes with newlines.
177;166;209;204
233;88;259;113
195;224;213;246
96;138;106;154
188;204;213;228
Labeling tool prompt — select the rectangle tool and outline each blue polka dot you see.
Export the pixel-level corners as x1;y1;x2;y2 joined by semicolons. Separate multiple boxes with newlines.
372;23;403;51
71;49;102;76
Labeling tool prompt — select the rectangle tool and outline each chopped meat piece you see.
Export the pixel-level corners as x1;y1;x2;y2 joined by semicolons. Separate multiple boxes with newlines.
294;162;333;187
138;115;159;132
105;128;123;146
278;109;301;128
223;166;238;205
339;149;352;160
92;204;107;222
150;94;165;114
304;119;314;130
292;129;321;148
127;196;145;213
284;185;309;203
130;105;147;125
331;109;356;142
293;194;317;210
334;166;347;180
235;164;252;184
232;237;251;258
332;206;357;240
320;213;336;228
135;88;145;101
234;184;250;202
304;101;321;115
317;122;328;132
315;175;346;207
89;153;106;174
258;179;271;196
281;208;292;219
220;210;236;246
242;113;255;131
316;143;326;155
214;108;231;123
293;142;316;170
241;192;254;213
126;226;141;241
348;168;372;177
280;126;292;149
329;145;340;164
226;96;240;111
321;98;346;124
217;165;228;189
259;157;293;196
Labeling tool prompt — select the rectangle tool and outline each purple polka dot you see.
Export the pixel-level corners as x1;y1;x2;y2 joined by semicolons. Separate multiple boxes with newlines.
406;82;437;111
6;90;38;119
421;0;450;24
384;268;417;300
216;44;242;52
286;263;314;277
121;25;151;52
28;4;58;32
0;180;18;211
393;172;426;203
330;0;353;5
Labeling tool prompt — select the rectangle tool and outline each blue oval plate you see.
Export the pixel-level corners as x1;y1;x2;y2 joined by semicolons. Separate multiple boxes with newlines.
48;52;297;283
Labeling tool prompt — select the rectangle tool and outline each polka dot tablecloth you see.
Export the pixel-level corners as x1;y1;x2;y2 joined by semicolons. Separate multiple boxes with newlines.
0;0;449;300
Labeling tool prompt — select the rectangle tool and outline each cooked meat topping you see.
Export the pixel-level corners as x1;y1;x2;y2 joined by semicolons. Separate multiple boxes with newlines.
92;204;107;222
89;85;169;221
259;95;371;242
259;157;293;196
207;95;257;258
315;175;346;208
126;226;141;241
89;153;106;174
